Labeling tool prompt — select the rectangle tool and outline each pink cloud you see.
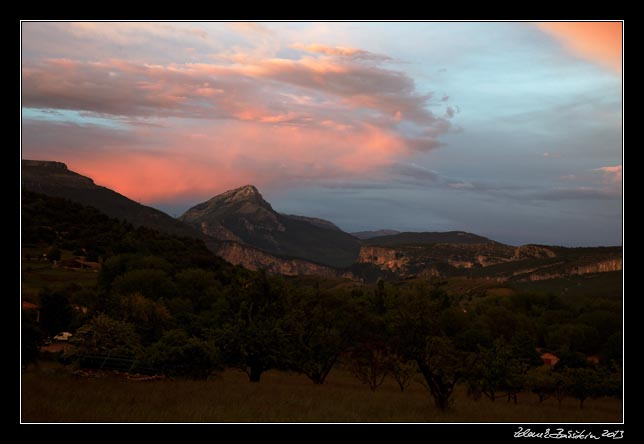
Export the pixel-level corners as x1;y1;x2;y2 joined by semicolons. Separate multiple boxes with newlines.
536;22;622;73
22;118;408;204
22;28;454;203
594;165;622;184
290;43;392;61
22;49;449;135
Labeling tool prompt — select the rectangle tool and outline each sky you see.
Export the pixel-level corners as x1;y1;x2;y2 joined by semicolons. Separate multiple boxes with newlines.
21;22;622;246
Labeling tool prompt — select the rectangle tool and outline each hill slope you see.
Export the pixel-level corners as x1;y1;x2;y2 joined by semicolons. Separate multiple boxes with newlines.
180;185;361;268
22;160;205;240
363;231;495;246
351;229;401;240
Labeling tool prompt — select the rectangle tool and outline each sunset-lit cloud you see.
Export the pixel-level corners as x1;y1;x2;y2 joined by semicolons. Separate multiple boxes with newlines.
21;22;622;246
594;165;623;184
536;22;622;73
22;117;407;203
21;31;452;203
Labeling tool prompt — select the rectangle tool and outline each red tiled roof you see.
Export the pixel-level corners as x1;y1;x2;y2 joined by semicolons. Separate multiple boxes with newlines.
540;352;560;365
22;301;40;310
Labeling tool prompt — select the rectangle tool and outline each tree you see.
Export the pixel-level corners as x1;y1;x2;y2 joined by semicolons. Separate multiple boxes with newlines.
600;332;622;369
417;336;470;410
481;306;523;342
344;282;395;390
509;331;543;373
388;289;470;410
373;278;386;314
145;329;219;379
46;246;61;262
71;314;142;358
348;345;395;391
70;288;99;314
563;367;603;409
39;289;73;336
525;366;560;403
391;358;417;392
22;310;41;368
468;339;514;402
112;268;176;301
116;292;173;345
218;271;289;382
555;350;591;370
175;268;222;311
287;289;349;384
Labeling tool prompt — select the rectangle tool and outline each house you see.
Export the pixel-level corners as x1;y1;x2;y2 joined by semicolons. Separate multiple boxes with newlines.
22;300;40;323
540;352;560;366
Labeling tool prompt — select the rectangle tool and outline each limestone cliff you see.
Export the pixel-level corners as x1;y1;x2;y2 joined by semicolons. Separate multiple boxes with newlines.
357;246;410;272
355;242;622;282
571;258;622;275
216;241;357;279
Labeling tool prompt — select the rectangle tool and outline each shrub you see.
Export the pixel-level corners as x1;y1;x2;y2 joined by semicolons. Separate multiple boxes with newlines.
145;330;220;379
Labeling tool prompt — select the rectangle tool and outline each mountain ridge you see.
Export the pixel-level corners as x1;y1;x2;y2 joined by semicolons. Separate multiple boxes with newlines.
22;159;622;282
180;185;361;268
363;231;498;247
22;160;206;241
351;229;401;240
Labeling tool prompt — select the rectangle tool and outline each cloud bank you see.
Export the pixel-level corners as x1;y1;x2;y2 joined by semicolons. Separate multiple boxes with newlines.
22;25;453;202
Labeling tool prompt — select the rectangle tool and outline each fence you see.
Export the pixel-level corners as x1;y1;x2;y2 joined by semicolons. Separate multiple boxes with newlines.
75;352;159;375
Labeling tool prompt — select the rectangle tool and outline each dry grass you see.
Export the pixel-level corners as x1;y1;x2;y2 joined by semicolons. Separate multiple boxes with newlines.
21;364;622;423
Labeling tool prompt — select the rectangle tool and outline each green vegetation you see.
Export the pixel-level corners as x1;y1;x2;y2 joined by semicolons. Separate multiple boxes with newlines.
21;191;622;422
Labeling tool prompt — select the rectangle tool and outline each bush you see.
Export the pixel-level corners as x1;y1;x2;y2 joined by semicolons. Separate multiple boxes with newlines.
145;330;219;379
71;314;142;358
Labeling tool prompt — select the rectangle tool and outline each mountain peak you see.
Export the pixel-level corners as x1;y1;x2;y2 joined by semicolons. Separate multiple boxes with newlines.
233;184;260;197
216;184;268;205
180;184;361;267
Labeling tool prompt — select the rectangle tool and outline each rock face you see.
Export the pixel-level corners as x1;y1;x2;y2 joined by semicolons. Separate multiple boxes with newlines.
571;258;622;275
357;246;410;272
513;245;557;260
522;258;623;282
181;185;361;268
356;240;517;278
216;241;357;279
355;242;622;282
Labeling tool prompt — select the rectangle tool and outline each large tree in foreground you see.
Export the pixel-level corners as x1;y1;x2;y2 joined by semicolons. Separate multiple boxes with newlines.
287;287;350;384
218;270;290;382
388;287;472;410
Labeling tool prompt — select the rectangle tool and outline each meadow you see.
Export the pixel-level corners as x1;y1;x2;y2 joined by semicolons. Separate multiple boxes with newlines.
21;364;622;423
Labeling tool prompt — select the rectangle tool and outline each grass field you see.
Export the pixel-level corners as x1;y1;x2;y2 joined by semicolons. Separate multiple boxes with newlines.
21;257;98;302
21;364;622;423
